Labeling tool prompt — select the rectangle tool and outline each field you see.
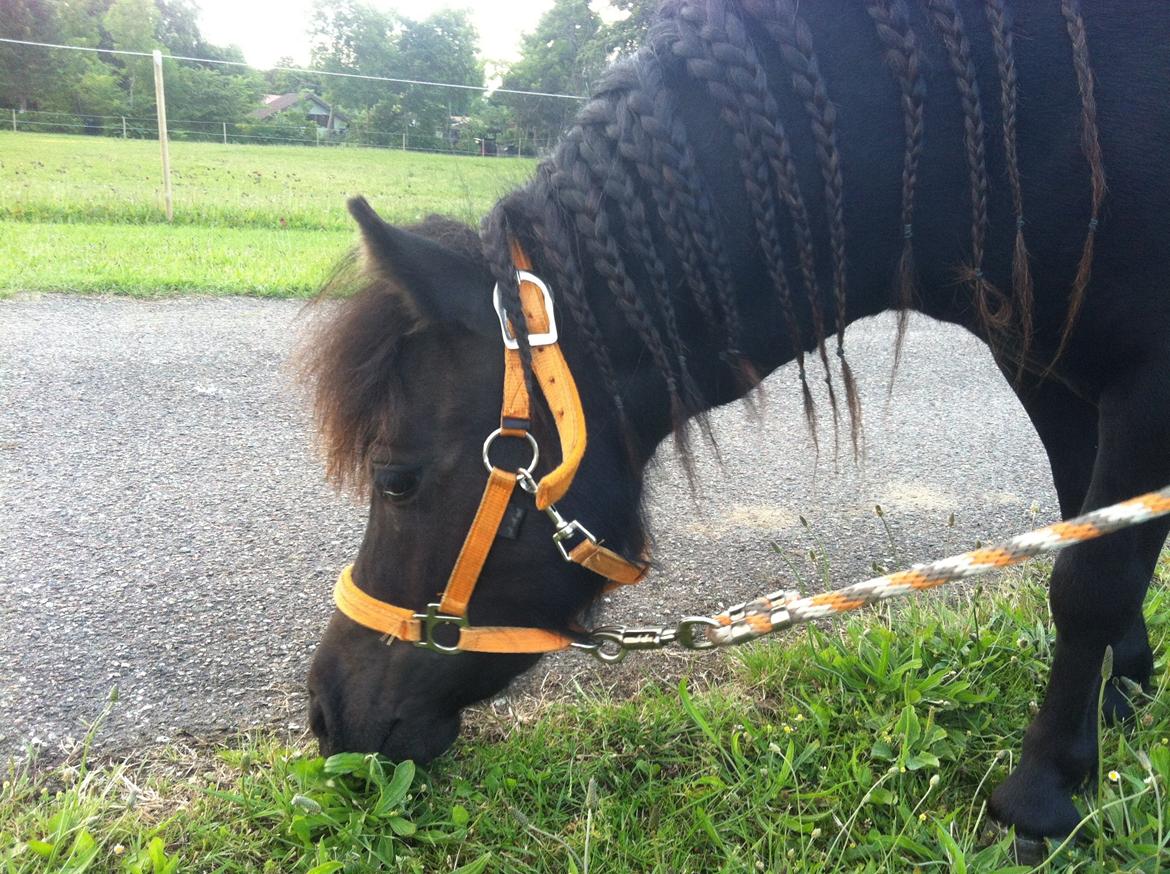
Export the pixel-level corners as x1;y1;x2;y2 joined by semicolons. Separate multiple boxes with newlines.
3;565;1169;872
0;132;536;296
5;131;1170;872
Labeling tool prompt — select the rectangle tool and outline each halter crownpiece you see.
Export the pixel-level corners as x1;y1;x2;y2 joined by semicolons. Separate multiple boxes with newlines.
332;241;649;654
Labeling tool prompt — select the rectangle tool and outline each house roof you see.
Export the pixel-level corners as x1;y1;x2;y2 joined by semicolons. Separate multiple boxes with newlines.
254;92;349;122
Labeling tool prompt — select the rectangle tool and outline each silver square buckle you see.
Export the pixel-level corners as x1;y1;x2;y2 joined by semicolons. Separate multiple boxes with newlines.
492;270;558;350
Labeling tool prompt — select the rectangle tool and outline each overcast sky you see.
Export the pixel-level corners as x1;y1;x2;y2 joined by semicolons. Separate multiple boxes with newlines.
196;0;558;69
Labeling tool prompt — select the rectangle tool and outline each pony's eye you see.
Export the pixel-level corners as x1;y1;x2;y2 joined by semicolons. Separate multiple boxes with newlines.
375;465;422;501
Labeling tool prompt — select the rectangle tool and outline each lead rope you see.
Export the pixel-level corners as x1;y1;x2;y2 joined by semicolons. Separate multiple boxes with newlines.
575;484;1170;662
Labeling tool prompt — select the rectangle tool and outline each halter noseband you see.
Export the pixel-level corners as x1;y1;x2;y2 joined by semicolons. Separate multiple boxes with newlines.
332;242;648;654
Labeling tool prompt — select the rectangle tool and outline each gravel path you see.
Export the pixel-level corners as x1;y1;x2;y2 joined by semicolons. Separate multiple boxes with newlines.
0;296;1056;760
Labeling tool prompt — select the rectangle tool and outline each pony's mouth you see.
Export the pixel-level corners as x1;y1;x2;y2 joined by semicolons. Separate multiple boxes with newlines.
378;713;461;764
310;692;461;765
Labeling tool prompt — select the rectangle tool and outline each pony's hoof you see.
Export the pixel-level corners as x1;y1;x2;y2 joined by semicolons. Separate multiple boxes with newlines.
1010;834;1048;866
980;818;1048;866
989;765;1082;841
1102;678;1142;725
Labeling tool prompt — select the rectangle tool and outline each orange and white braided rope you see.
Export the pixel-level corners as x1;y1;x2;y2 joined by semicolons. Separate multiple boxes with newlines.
706;485;1170;647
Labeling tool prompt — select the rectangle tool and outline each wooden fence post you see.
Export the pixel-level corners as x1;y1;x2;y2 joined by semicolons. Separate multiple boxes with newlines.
122;116;127;138
152;50;173;222
11;108;16;133
222;121;227;145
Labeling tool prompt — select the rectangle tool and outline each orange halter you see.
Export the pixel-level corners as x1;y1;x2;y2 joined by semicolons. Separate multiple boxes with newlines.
333;242;648;653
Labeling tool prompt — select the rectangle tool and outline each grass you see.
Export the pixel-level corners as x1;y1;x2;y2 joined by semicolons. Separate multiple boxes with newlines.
4;561;1169;873
0;222;352;297
0;132;537;296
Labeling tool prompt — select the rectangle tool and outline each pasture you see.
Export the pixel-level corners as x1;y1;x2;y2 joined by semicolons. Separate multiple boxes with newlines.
0;132;535;296
2;131;1168;871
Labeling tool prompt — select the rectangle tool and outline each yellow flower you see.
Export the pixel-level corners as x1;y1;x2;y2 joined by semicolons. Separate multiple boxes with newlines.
918;813;927;822
113;845;125;856
1107;770;1120;783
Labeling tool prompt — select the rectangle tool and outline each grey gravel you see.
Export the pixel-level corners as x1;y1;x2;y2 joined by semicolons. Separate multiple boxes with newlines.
0;296;1055;760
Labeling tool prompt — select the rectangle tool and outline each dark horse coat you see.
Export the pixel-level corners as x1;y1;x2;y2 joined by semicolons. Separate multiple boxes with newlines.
303;0;1170;843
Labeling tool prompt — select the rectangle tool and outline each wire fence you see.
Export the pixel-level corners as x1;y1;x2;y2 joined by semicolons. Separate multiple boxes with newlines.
1;38;575;219
3;106;559;156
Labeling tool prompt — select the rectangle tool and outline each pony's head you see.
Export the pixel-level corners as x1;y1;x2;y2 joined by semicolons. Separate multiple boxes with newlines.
301;197;645;763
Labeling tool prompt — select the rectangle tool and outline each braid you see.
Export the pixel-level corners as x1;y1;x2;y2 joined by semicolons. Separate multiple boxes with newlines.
518;165;629;433
740;0;861;455
551;124;690;434
1053;0;1105;368
923;0;1011;343
480;206;534;397
864;0;925;373
984;0;1034;380
657;3;819;440
573;109;705;415
625;59;758;385
698;0;840;430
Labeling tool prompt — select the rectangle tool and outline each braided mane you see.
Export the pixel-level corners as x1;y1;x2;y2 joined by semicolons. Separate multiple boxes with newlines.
479;0;1104;453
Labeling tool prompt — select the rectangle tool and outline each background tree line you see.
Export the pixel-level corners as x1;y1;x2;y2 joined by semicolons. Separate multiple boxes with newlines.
0;0;652;152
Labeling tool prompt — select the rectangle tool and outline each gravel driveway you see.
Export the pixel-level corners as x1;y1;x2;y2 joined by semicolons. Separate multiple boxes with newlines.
0;296;1056;760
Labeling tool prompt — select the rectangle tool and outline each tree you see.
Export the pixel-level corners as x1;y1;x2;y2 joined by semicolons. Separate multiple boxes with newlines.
265;56;322;96
498;0;605;139
309;0;482;144
166;63;261;126
597;0;656;59
309;0;400;110
396;10;481;142
0;0;64;111
102;0;160;112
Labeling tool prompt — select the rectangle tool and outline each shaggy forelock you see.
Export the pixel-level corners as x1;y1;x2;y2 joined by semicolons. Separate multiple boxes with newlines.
297;215;483;492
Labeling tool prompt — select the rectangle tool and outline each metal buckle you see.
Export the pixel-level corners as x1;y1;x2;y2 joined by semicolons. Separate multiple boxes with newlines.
412;603;468;654
492;270;559;349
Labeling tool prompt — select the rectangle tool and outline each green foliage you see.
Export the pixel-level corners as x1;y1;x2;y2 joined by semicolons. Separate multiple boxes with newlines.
309;0;482;145
309;0;401;111
499;0;606;135
604;0;658;59
2;565;1168;871
164;63;262;127
101;0;160;113
0;0;262;126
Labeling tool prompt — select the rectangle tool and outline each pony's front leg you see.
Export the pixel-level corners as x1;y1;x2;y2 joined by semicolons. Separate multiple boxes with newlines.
989;362;1170;839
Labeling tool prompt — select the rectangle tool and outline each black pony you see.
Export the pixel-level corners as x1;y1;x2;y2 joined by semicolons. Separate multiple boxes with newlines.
301;0;1170;841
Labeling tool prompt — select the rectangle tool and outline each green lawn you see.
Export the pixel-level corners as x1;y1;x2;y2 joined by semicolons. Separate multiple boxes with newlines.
0;132;537;296
0;221;352;297
4;563;1168;873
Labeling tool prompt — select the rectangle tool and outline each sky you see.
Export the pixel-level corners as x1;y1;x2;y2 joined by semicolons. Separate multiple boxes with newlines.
196;0;558;69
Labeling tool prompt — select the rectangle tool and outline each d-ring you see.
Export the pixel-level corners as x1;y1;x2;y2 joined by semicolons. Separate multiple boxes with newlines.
482;429;539;477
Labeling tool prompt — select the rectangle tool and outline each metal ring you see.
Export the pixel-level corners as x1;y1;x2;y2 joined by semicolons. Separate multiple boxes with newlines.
482;429;539;477
585;630;628;664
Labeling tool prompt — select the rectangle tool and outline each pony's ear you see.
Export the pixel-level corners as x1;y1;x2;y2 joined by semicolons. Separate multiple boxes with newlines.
348;196;497;337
